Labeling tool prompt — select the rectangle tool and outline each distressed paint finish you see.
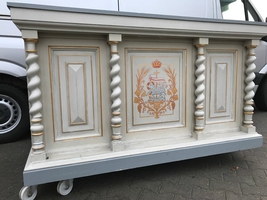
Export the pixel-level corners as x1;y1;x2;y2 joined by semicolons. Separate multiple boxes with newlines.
243;40;259;132
194;38;209;139
109;42;122;139
24;38;45;155
8;4;265;199
108;34;124;151
49;47;101;140
205;51;237;124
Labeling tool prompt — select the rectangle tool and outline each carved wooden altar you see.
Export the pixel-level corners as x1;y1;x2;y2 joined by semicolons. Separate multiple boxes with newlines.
8;3;265;199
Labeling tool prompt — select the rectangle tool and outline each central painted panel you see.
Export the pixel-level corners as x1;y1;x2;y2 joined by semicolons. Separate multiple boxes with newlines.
125;49;186;133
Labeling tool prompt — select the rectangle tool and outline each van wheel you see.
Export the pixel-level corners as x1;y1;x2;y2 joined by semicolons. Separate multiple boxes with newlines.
0;84;29;143
254;78;267;111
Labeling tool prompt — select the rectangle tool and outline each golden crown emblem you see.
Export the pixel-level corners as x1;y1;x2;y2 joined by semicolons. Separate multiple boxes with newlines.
152;60;162;68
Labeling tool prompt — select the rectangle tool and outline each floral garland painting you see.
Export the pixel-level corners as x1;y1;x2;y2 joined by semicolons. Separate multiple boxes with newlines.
134;60;178;119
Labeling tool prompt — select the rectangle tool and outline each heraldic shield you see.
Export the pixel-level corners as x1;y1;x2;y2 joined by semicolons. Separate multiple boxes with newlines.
126;50;186;132
134;60;178;119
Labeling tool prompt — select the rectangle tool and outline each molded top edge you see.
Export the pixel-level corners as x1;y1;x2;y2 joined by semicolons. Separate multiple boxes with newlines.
7;2;267;27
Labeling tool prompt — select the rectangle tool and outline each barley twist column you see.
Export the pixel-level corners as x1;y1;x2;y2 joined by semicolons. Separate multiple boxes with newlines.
193;38;209;139
108;34;124;151
242;40;259;133
22;30;46;159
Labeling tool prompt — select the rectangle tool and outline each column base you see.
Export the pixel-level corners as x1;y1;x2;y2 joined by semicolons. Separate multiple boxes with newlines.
29;150;47;162
192;131;206;140
110;140;125;152
241;125;256;133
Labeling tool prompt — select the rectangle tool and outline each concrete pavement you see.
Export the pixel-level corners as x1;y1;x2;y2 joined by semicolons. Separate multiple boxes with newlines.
1;109;267;200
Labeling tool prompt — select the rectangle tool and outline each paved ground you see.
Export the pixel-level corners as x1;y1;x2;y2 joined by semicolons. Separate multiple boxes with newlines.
1;109;267;200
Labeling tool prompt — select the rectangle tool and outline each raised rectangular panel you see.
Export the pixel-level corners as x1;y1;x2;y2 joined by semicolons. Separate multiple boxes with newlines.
125;49;186;132
49;47;101;141
67;63;87;127
206;50;237;124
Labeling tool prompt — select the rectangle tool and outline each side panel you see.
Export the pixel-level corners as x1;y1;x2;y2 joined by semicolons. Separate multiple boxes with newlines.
36;37;111;151
50;47;100;141
206;50;237;124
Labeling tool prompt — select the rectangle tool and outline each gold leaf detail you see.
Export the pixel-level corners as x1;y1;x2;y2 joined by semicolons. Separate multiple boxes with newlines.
137;104;142;113
134;97;140;103
135;89;141;96
171;101;175;110
172;88;178;94
141;91;146;97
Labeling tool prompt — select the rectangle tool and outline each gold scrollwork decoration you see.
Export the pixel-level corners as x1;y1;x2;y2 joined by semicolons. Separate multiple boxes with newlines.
134;60;178;119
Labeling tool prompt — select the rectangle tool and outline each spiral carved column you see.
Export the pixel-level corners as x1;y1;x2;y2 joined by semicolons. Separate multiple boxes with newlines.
24;38;45;156
242;40;258;133
108;34;124;151
194;38;209;139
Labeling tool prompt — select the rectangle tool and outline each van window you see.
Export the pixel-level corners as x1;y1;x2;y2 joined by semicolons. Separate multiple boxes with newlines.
119;0;221;19
220;0;262;22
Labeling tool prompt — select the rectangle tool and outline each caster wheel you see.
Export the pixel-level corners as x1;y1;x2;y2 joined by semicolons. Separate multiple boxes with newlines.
19;186;37;200
57;179;74;196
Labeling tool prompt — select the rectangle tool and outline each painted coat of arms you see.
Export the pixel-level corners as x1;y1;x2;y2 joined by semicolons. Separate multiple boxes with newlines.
134;60;178;119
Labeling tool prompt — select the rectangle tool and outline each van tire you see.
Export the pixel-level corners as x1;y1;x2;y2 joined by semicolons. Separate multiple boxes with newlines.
254;77;267;111
0;84;29;143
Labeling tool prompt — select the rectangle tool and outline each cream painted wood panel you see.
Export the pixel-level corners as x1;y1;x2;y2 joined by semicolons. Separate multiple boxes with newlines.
125;49;186;132
205;50;237;124
8;5;264;195
49;47;101;141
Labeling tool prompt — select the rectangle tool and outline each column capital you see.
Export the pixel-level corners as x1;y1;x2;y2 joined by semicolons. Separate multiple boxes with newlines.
194;38;209;46
21;30;38;40
245;39;259;48
108;34;122;43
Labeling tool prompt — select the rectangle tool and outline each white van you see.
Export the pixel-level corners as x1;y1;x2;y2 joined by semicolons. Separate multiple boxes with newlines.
0;0;266;143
